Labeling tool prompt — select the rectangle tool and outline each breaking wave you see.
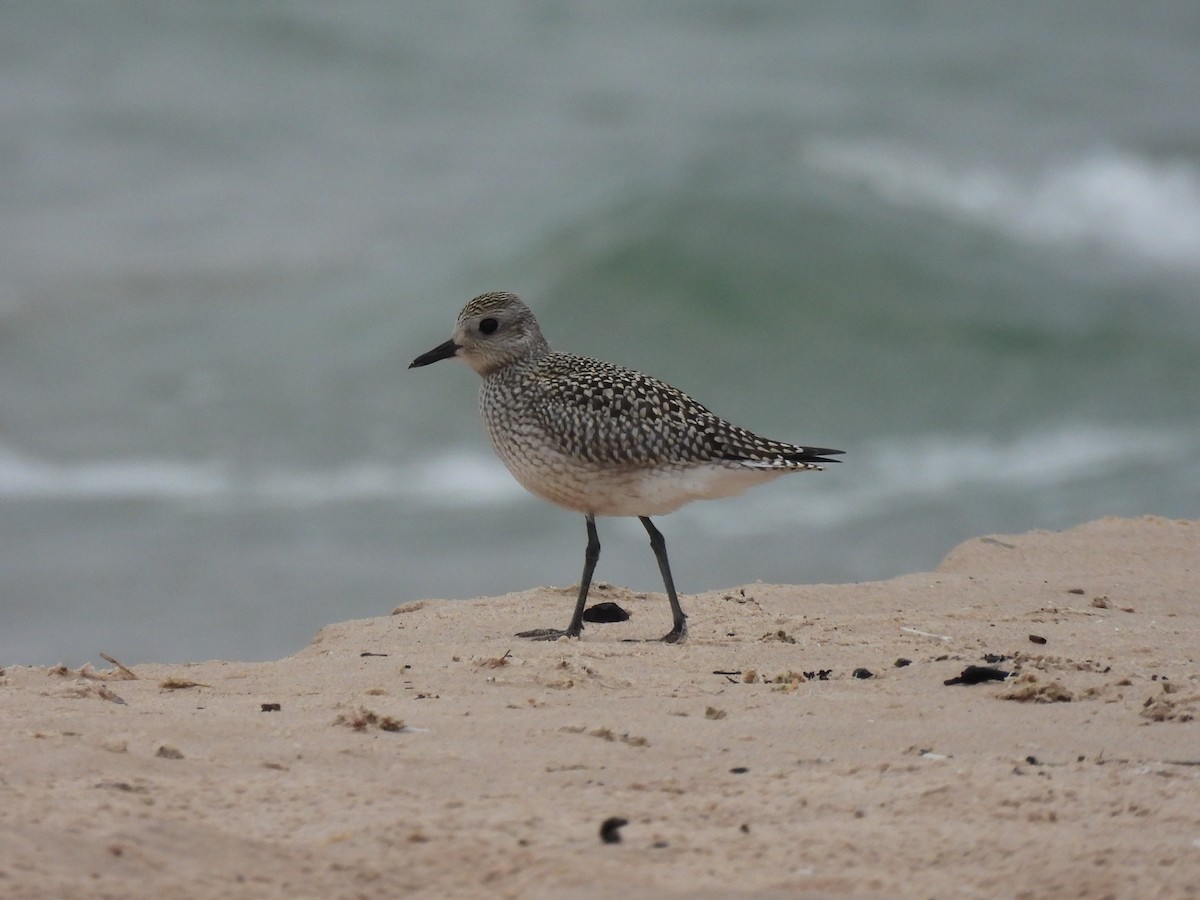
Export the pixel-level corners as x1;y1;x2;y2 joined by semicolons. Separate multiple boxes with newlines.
806;140;1200;267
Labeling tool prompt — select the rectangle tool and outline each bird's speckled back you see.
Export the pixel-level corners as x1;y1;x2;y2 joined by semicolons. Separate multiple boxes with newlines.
458;292;834;472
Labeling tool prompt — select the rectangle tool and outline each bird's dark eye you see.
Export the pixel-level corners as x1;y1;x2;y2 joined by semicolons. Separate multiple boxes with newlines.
479;317;499;335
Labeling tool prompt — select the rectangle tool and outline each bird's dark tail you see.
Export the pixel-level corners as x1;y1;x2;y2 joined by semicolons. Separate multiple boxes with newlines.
783;447;844;465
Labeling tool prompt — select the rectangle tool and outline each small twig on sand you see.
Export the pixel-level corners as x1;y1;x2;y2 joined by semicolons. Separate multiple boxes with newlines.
99;653;139;680
900;626;951;642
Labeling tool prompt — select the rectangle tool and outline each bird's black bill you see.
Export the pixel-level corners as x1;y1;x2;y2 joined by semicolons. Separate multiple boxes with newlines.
409;339;460;368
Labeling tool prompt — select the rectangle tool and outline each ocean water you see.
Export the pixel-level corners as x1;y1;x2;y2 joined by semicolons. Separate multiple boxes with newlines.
3;1;1198;665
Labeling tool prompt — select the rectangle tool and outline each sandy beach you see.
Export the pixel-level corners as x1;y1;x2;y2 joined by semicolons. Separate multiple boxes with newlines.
2;515;1197;899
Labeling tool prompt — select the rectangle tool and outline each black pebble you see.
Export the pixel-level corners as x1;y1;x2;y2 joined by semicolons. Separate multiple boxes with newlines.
852;668;874;679
1028;634;1048;645
599;816;628;844
983;653;1012;664
729;766;749;774
260;703;282;712
944;665;1011;686
583;602;630;623
894;658;912;668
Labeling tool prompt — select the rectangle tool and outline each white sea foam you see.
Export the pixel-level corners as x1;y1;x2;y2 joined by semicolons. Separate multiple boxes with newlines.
0;445;521;509
0;448;229;501
806;140;1200;267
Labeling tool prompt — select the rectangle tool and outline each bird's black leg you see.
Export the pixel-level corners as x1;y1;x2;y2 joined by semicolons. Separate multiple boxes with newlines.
517;514;599;640
639;516;687;643
564;514;601;636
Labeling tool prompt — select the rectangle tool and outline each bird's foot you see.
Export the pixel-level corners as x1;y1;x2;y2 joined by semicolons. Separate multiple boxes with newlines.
515;627;579;641
658;623;687;644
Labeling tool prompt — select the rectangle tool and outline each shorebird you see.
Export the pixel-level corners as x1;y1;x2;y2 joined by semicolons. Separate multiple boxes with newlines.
410;292;842;642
